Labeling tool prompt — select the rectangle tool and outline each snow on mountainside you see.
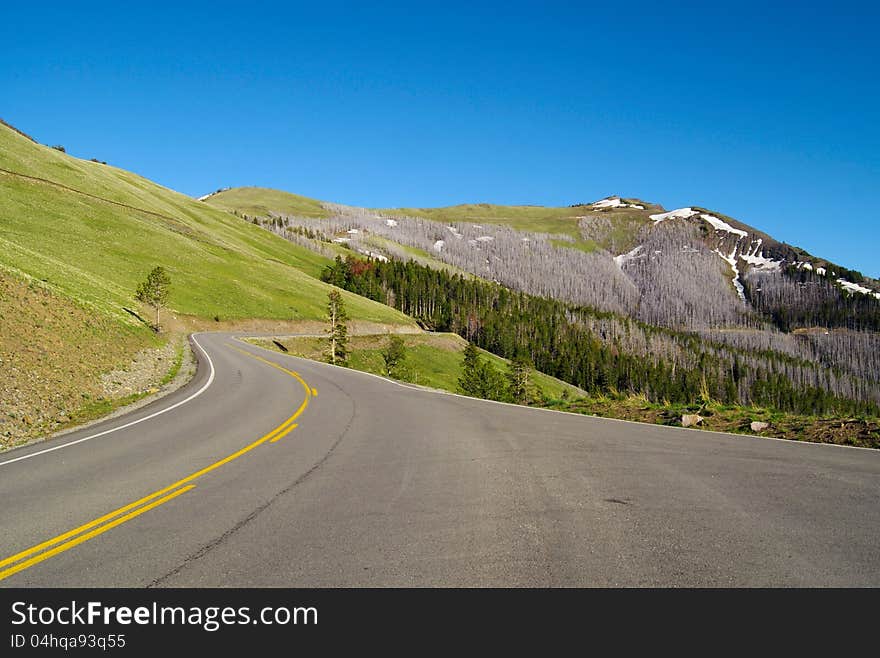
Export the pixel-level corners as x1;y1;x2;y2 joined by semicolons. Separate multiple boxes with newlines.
216;187;880;319
592;196;645;210
644;205;876;302
210;185;880;415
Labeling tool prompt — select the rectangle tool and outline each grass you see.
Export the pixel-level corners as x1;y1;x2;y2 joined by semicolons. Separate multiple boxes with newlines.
0;269;159;446
378;204;660;255
252;329;880;448
159;339;186;387
381;203;587;238
0;123;412;327
0;121;414;445
204;188;660;256
550;238;600;254
362;236;475;277
539;392;880;449
249;333;584;399
381;203;603;252
204;186;330;219
61;336;188;433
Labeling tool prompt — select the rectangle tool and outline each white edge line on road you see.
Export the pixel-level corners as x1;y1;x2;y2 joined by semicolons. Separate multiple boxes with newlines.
0;333;216;468
239;336;880;454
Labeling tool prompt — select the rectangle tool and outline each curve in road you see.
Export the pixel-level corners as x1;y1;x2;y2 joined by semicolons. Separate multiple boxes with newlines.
1;332;878;586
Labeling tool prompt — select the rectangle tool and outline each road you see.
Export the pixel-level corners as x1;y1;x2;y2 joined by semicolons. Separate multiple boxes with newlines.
1;332;878;587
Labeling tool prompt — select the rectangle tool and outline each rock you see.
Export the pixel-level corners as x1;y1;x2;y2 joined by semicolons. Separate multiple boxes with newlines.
681;414;703;427
750;421;769;432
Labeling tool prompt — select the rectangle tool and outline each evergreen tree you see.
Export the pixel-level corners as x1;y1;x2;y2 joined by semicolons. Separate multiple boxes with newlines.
479;360;508;402
458;342;483;397
507;354;532;404
135;265;171;330
382;335;407;378
459;342;507;401
326;290;349;365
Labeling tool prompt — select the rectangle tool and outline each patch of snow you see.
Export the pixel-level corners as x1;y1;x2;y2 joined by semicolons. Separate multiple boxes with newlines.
592;197;645;210
613;245;644;268
331;237;351;243
680;245;699;253
799;262;813;271
446;226;463;239
593;197;625;209
649;207;698;223
473;225;483;229
740;252;782;271
347;228;359;235
355;248;388;262
816;267;826;276
385;218;398;227
475;236;494;242
433;239;445;253
701;213;748;238
714;248;746;302
197;194;212;201
837;279;878;298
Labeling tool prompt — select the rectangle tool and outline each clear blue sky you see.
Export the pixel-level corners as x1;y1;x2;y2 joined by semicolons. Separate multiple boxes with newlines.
3;1;878;276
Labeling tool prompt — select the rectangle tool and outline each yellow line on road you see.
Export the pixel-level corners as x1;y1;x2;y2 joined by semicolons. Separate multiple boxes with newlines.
270;424;297;443
0;486;196;582
0;342;313;583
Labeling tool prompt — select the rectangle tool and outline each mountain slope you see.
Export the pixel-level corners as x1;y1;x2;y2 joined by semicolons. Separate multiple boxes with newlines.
210;186;879;326
0;122;414;448
207;186;880;419
203;186;330;219
0;123;411;326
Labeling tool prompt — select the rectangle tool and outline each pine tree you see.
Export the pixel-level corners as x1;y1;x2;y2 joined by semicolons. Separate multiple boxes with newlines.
507;354;532;404
326;290;349;366
382;335;407;378
135;265;171;330
458;342;484;397
479;360;508;402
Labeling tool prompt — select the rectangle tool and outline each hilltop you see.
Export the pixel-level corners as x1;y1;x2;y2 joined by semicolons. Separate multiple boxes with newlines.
0;122;413;445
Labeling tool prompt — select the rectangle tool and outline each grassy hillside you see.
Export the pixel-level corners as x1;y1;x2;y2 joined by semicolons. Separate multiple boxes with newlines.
206;187;660;254
204;186;329;219
0;121;415;447
0;270;161;446
0;123;411;326
249;333;584;399
382;203;585;238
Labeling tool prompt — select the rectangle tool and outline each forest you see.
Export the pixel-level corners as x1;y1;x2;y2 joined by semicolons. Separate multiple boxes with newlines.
321;256;880;417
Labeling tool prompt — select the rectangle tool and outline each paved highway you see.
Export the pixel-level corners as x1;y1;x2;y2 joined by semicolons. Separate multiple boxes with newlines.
1;332;878;586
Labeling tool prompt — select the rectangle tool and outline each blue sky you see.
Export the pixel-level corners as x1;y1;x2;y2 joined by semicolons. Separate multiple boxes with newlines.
3;1;878;276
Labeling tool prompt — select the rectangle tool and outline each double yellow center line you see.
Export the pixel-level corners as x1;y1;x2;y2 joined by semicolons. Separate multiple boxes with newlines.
0;343;314;583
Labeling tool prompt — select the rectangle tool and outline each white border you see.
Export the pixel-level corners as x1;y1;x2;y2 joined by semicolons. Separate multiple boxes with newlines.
0;333;216;468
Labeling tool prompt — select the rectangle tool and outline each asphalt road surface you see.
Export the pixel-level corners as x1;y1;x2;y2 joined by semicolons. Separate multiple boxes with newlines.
1;332;878;587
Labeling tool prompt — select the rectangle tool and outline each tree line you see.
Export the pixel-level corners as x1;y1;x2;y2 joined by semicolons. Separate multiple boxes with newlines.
322;255;880;417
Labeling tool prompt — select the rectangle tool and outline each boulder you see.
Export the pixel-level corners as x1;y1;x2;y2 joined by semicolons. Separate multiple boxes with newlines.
750;421;770;432
681;414;704;428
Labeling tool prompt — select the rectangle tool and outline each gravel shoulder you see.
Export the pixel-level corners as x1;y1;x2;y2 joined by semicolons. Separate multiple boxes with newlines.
0;333;198;454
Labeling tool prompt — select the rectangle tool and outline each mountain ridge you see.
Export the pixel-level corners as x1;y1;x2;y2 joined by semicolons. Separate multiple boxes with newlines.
203;187;879;298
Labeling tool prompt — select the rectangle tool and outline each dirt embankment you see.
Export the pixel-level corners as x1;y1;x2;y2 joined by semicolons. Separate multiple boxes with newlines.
0;272;186;449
